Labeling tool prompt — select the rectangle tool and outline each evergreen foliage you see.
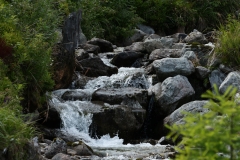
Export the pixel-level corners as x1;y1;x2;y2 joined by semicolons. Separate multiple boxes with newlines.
168;85;240;160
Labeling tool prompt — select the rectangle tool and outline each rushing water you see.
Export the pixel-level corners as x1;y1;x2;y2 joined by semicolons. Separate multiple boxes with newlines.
49;67;172;159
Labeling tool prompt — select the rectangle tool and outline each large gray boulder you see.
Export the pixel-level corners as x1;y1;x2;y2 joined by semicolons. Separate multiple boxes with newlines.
149;49;183;61
209;69;226;89
183;30;208;44
143;39;165;53
219;71;240;94
153;58;195;81
164;100;209;126
156;75;195;116
124;42;145;53
92;88;148;109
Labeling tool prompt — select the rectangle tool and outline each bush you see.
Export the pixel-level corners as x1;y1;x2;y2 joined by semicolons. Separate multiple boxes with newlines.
168;85;240;159
134;0;240;33
0;107;34;160
0;0;63;111
215;18;240;68
68;0;143;43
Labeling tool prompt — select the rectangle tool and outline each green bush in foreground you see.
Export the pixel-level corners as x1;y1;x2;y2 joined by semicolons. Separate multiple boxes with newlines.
168;85;240;160
215;18;240;68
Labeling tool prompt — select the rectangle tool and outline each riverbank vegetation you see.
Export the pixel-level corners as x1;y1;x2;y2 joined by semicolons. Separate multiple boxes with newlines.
0;0;240;159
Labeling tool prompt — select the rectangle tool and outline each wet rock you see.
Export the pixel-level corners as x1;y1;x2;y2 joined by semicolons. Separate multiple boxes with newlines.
92;87;148;109
124;42;145;53
78;43;100;54
87;38;113;53
69;141;94;156
148;82;162;98
153;58;195;81
183;30;208;44
149;49;183;61
51;153;71;160
38;106;61;128
79;57;118;77
71;75;94;89
45;138;67;159
164;100;209;126
195;66;210;79
209;69;226;89
110;51;144;67
219;71;240;94
61;89;93;101
156;75;195;116
90;105;145;143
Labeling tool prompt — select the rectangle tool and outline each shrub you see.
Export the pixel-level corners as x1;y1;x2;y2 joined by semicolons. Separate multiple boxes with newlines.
0;107;34;160
215;18;240;68
168;85;240;160
69;0;143;43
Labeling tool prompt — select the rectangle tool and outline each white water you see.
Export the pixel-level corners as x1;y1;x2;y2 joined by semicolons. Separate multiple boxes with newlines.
49;69;171;159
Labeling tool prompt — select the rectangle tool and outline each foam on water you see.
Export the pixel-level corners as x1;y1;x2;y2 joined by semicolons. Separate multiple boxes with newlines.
84;67;149;89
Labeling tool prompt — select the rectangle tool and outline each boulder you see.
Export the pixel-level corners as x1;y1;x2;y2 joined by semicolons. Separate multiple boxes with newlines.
153;58;195;81
110;51;144;67
124;42;146;53
51;153;71;160
219;71;240;94
137;24;155;34
149;49;183;61
79;57;118;77
170;33;187;43
209;69;226;89
181;51;199;65
87;38;113;53
68;141;94;156
195;66;210;79
164;101;209;126
61;89;94;101
143;39;164;53
90;105;145;143
156;75;195;116
143;34;161;41
75;48;89;60
123;29;147;46
92;87;148;109
53;10;81;89
45;138;67;159
78;43;100;54
171;43;186;49
183;30;208;44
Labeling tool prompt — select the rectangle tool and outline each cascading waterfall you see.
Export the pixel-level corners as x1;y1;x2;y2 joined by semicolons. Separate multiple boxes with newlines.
49;67;170;159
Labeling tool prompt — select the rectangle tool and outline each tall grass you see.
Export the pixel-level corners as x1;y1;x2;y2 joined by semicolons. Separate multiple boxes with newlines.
215;18;240;68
